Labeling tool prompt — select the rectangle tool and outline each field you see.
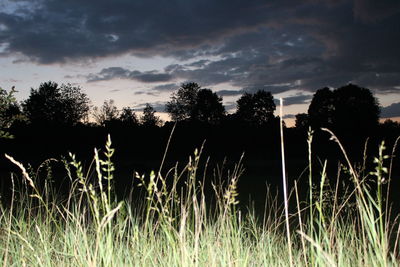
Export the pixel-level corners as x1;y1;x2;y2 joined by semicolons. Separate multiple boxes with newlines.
0;130;399;266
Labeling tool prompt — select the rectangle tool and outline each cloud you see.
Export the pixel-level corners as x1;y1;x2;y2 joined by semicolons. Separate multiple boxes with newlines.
151;83;179;92
134;91;158;97
0;0;399;96
281;94;313;106
134;84;180;96
283;114;295;119
353;0;400;22
223;101;237;112
0;0;276;63
381;102;400;118
216;90;244;97
133;101;166;112
87;67;173;83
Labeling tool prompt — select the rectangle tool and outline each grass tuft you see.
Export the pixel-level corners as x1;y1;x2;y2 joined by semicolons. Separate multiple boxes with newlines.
0;133;399;266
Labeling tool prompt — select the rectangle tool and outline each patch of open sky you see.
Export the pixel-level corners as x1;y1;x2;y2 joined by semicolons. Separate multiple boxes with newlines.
0;58;68;101
375;92;400;107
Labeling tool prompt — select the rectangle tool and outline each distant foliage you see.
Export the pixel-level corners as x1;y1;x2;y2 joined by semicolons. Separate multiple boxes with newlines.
119;107;139;126
295;113;310;130
308;84;380;136
0;86;24;138
308;87;335;129
166;82;225;124
166;82;201;121
141;103;162;127
236;90;276;126
192;89;226;124
93;99;120;126
22;81;90;126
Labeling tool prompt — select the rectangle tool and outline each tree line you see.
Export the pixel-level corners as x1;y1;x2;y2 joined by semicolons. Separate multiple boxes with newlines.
0;81;398;140
0;81;278;130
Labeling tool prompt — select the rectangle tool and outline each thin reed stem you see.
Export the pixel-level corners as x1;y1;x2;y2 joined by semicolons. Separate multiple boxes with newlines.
279;98;293;267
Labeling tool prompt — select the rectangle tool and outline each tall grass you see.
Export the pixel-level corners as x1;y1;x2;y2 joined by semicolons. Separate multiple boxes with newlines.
0;133;399;266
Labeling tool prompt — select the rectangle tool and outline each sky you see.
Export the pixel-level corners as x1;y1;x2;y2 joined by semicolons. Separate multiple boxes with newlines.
0;0;400;126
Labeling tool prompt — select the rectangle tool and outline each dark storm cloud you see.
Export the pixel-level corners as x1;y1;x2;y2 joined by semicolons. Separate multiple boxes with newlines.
381;102;400;118
1;0;400;96
0;0;276;63
353;0;400;22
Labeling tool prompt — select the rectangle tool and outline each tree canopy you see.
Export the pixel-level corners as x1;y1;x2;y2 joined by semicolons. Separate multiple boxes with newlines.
295;113;309;131
166;82;200;121
0;86;23;138
22;81;90;126
192;89;226;124
308;84;380;136
165;82;225;124
93;99;119;126
236;90;276;126
119;107;139;126
141;103;162;127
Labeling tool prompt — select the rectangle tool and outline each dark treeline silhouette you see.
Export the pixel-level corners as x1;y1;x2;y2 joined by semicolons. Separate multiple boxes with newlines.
0;81;399;211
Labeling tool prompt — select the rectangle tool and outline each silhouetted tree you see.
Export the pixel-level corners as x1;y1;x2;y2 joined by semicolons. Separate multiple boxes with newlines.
308;87;335;129
93;99;119;126
141;103;162;127
379;119;400;141
192;89;225;124
22;81;90;126
295;113;310;131
0;86;24;138
236;90;276;126
165;82;201;121
333;84;380;134
308;84;380;136
119;107;139;126
381;119;400;130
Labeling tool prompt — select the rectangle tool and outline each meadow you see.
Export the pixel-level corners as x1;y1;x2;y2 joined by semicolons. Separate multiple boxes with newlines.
0;129;399;267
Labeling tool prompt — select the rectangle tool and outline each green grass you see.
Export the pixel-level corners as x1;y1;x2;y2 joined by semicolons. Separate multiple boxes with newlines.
0;133;399;266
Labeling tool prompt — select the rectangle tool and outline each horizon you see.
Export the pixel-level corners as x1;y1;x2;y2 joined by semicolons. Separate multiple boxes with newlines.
1;0;399;126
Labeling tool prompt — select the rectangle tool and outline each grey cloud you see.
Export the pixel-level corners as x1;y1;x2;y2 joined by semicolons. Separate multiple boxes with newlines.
0;0;399;96
133;83;179;96
185;60;211;68
216;90;245;97
87;67;130;81
134;91;158;97
381;102;400;118
281;94;313;106
223;102;237;112
283;114;295;119
132;72;173;83
87;67;173;83
0;0;275;63
152;83;179;92
134;102;166;113
241;84;296;95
